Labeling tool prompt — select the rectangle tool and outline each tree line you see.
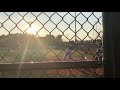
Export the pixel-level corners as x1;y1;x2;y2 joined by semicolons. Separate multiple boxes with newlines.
0;33;64;50
0;33;102;50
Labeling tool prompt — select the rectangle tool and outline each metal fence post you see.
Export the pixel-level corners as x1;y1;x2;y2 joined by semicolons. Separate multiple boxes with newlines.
103;12;120;78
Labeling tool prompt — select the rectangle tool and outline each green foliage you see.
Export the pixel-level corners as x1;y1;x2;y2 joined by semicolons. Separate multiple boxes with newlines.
0;34;64;49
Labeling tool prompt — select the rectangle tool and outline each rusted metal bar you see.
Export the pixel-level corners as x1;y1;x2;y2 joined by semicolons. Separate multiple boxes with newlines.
0;61;102;72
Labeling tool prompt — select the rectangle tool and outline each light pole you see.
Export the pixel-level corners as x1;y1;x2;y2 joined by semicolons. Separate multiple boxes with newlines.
93;21;97;40
75;12;77;42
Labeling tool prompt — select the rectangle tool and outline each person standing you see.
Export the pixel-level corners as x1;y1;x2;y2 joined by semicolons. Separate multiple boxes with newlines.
63;41;74;61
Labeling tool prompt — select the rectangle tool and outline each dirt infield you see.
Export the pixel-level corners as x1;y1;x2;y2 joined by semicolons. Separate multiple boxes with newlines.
46;57;96;62
45;68;103;77
41;57;103;77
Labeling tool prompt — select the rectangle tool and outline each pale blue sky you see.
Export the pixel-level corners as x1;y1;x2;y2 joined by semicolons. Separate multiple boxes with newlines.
0;12;102;41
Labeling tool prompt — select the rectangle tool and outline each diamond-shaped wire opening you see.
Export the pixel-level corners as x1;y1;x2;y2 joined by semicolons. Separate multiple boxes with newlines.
51;28;62;37
17;20;29;33
3;50;17;63
57;21;69;31
55;69;70;78
3;19;16;32
37;13;49;24
76;13;87;24
12;46;34;62
44;20;56;32
22;50;36;62
88;15;98;25
63;13;75;25
0;12;9;23
44;49;58;61
24;12;36;23
70;50;84;61
52;50;65;61
29;50;44;62
63;32;75;41
32;20;43;32
77;29;87;40
83;22;93;32
11;50;23;63
37;28;49;37
37;50;50;62
70;21;82;33
0;72;9;78
0;49;11;63
50;13;62;24
10;12;23;23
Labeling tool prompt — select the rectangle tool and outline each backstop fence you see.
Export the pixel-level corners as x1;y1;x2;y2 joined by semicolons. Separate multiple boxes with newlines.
0;12;103;78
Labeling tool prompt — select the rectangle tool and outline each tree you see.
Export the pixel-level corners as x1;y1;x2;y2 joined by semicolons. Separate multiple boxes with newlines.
55;35;63;49
45;35;56;46
56;35;63;42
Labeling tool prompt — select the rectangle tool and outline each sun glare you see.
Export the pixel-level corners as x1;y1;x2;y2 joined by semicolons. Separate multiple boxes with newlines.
27;27;36;35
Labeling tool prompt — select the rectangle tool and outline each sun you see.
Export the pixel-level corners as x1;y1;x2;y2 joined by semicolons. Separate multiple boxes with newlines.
27;27;36;35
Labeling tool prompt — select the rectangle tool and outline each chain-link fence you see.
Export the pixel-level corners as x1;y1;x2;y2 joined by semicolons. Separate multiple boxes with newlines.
0;12;103;78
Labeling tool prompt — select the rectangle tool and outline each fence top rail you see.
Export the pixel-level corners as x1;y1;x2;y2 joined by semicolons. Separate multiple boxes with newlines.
0;61;102;72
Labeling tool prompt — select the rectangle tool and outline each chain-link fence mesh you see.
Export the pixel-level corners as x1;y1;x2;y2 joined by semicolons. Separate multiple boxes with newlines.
0;12;103;78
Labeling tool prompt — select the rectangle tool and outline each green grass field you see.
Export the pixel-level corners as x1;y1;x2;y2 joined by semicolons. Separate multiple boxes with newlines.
0;49;95;63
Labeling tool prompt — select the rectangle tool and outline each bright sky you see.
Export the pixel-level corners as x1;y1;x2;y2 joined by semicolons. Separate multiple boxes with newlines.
0;12;102;41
